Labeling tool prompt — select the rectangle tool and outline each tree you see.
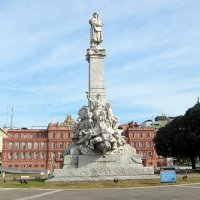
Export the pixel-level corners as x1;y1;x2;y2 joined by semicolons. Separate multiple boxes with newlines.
153;102;200;169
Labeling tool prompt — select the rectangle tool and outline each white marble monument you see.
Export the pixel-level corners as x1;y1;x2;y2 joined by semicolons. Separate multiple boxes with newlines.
86;12;106;104
48;13;153;182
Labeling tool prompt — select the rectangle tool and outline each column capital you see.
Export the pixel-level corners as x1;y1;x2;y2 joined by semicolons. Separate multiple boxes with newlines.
86;48;106;62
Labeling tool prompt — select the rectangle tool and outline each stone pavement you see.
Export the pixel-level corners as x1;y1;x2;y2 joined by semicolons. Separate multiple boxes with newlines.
0;183;200;200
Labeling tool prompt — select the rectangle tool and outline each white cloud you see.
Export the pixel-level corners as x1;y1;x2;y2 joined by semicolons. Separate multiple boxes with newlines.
0;0;200;127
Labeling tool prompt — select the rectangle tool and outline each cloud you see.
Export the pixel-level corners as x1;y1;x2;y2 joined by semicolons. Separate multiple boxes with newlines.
0;0;200;127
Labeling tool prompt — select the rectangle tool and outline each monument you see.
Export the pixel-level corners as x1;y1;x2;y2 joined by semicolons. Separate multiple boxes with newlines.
87;12;106;103
48;13;154;182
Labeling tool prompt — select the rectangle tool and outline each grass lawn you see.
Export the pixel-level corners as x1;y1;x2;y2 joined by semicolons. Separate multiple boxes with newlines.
0;174;200;189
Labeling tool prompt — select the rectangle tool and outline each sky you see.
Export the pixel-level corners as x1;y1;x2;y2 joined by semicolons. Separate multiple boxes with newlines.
0;0;200;128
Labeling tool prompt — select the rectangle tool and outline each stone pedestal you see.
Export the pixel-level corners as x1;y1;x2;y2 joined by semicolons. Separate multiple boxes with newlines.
49;145;154;182
86;48;106;104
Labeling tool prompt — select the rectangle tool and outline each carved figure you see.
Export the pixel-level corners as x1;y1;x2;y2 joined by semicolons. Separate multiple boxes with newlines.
98;140;111;154
87;93;105;122
97;110;107;131
106;103;114;127
88;93;104;110
74;92;128;154
89;135;103;150
89;12;103;48
85;107;94;129
77;106;88;121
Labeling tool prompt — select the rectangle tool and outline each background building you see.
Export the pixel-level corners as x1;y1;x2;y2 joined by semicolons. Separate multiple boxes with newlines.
0;128;8;167
1;116;74;172
122;121;164;167
47;122;73;170
141;114;175;130
2;128;48;171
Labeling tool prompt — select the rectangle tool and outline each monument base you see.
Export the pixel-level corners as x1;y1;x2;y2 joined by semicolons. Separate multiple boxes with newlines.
46;175;159;183
46;146;154;182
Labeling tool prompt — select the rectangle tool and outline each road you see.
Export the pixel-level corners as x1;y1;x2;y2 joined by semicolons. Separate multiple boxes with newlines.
0;184;200;200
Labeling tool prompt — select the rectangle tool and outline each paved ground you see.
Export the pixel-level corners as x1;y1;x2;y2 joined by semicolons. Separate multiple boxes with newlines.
0;183;200;200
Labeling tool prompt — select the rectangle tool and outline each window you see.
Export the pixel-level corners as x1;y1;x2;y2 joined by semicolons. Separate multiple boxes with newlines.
34;152;39;159
39;134;46;138
34;142;39;149
60;132;63;139
52;152;56;159
22;152;26;159
15;142;20;149
132;142;136;147
132;132;135;138
8;152;13;160
24;134;27;139
15;152;20;159
41;142;45;149
9;142;13;149
139;142;144;148
18;134;21;138
28;152;32;159
30;134;34;139
147;142;151;148
148;151;152;157
53;132;55;139
59;152;63;158
60;142;63;149
52;142;56;149
22;142;26;149
41;152;45;159
140;132;143;138
41;164;45;167
147;132;151;138
28;142;33;149
15;165;19;167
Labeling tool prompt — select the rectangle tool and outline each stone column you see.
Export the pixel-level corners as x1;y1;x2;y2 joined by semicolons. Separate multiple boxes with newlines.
86;48;106;104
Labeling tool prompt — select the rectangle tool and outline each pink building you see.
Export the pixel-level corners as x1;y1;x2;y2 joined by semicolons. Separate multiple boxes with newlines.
122;121;164;167
2;120;73;171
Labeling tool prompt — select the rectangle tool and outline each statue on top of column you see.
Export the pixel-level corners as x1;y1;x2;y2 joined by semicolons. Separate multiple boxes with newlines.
89;12;103;48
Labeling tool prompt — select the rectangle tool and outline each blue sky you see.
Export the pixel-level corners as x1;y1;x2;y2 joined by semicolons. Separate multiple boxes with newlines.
0;0;200;128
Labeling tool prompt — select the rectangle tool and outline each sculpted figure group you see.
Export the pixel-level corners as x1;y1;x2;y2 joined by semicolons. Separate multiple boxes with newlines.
73;93;126;155
66;13;125;155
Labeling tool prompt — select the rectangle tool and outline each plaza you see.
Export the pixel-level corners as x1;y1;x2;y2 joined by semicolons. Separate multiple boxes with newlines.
0;184;200;200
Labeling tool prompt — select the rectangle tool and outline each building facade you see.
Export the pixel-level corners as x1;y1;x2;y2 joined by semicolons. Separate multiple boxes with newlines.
122;121;164;167
2;128;48;170
141;115;175;130
0;128;8;167
47;123;73;170
2;116;74;172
